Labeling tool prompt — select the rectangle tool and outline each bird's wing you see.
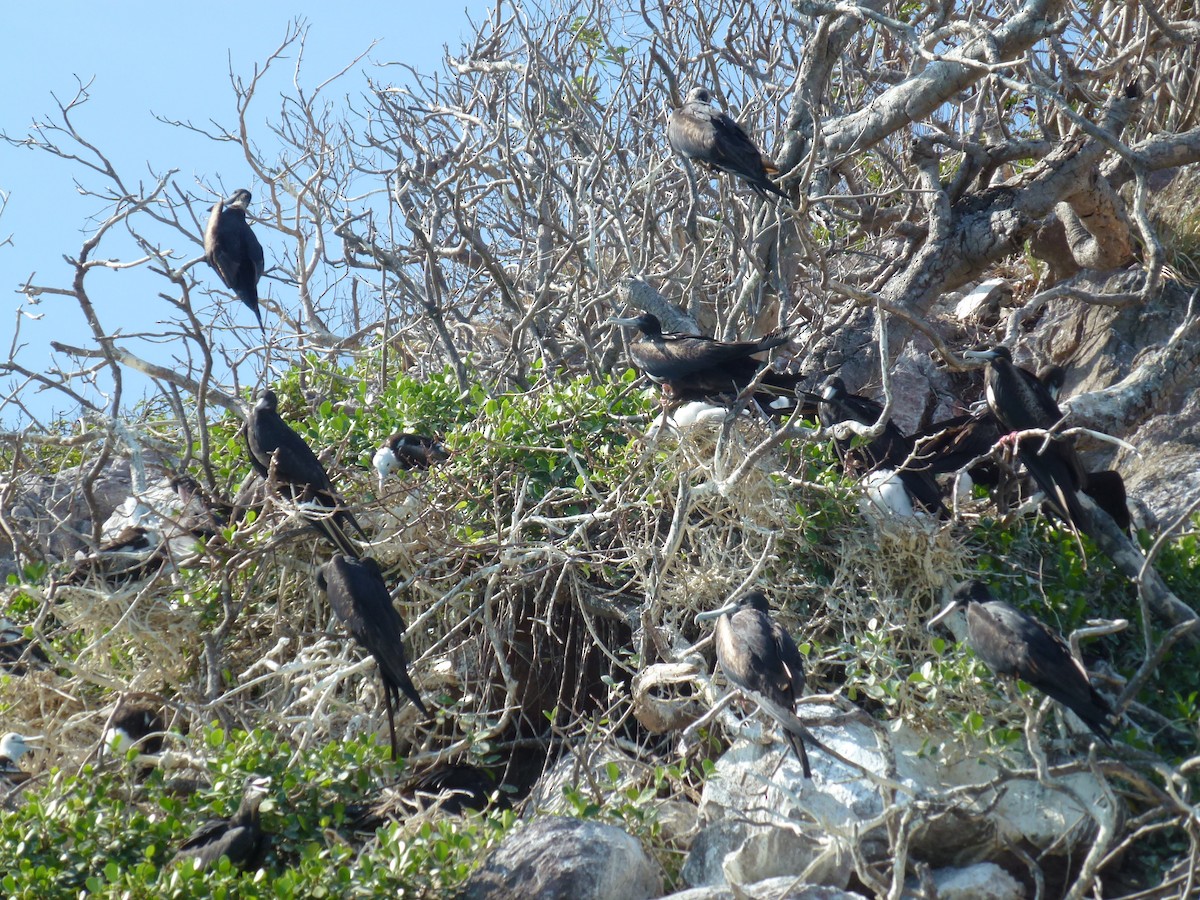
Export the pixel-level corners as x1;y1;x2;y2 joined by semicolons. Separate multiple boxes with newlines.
770;621;806;706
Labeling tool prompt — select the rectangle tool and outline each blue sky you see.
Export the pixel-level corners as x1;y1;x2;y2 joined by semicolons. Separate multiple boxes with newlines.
0;1;493;426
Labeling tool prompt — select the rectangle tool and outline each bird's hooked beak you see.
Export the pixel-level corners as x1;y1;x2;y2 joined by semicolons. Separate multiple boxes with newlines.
606;316;642;329
695;600;740;625
961;348;1000;364
926;599;964;631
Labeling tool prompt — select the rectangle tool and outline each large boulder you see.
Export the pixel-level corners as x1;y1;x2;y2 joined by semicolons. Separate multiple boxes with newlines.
460;815;663;900
682;703;1119;892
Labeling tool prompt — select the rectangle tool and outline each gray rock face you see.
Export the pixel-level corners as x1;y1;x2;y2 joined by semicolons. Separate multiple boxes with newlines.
907;862;1025;900
663;879;862;899
682;703;1118;891
460;816;663;900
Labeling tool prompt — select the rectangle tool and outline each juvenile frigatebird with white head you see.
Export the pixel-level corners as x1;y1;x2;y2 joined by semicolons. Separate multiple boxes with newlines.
696;591;811;777
372;433;450;490
317;554;429;759
928;581;1114;743
0;732;39;785
245;389;366;558
203;188;266;331
668;87;788;201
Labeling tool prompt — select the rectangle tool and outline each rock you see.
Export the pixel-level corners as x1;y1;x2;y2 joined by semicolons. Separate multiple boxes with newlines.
663;879;861;899
905;862;1025;899
460;816;662;900
683;703;1120;890
954;278;1011;326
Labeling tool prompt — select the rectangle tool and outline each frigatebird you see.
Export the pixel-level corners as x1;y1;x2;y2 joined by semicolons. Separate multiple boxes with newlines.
962;346;1091;533
0;733;37;785
203;189;266;330
696;591;811;777
372;433;450;489
929;582;1114;743
170;786;269;872
818;376;946;516
608;313;809;411
1;620;48;675
668;87;788;201
317;555;428;759
245;389;366;558
104;702;165;757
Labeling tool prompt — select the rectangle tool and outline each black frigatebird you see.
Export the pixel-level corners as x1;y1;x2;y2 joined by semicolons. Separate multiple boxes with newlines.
203;188;266;331
170;785;269;872
928;581;1114;743
696;591;812;777
668;87;788;201
317;555;428;759
104;701;165;757
608;313;810;412
372;433;450;489
818;375;946;517
962;346;1091;533
245;389;366;558
1;620;48;675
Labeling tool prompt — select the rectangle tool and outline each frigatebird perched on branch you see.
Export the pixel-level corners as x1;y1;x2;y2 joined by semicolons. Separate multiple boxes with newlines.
929;582;1114;744
372;433;450;489
697;591;812;778
317;555;428;759
170;784;269;872
962;346;1092;533
818;376;946;516
204;189;266;331
245;389;366;558
608;313;811;412
0;732;37;786
668;87;788;201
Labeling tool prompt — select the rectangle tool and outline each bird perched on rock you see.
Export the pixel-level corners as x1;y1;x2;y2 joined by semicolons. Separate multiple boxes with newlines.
696;591;811;777
928;581;1114;743
317;555;428;759
245;389;366;558
171;784;269;872
608;313;810;413
204;189;266;330
372;433;450;489
668;87;788;201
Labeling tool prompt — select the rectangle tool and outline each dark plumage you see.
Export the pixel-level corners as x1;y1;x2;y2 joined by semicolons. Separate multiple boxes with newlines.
171;790;268;872
1;620;48;675
962;346;1090;533
697;591;811;777
668;87;788;201
609;313;807;412
245;389;366;558
170;474;232;539
64;525;167;585
818;376;946;516
317;555;428;759
105;702;165;756
372;433;450;488
203;189;266;330
929;582;1114;743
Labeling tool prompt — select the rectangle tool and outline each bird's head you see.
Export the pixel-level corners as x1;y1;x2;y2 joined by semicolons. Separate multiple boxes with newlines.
685;87;714;106
819;374;846;401
607;313;662;337
961;345;1012;365
696;589;770;624
927;581;992;630
0;732;39;761
254;389;279;413
226;189;253;211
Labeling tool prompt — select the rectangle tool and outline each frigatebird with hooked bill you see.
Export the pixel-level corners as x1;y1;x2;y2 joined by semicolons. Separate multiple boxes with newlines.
928;581;1114;743
696;591;812;777
245;389;366;558
317;554;428;759
668;87;788;201
170;784;269;872
372;433;450;489
204;189;266;331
